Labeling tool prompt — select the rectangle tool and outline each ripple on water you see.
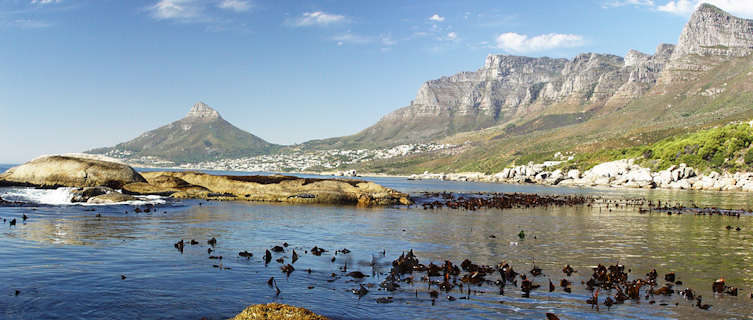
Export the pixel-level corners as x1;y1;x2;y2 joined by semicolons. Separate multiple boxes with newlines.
0;181;752;319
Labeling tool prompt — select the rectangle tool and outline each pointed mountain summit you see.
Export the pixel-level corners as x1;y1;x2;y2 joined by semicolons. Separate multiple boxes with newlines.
672;3;753;59
88;102;278;163
186;101;222;120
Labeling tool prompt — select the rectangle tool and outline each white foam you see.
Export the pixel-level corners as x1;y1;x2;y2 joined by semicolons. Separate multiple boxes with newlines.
1;187;76;205
0;187;167;206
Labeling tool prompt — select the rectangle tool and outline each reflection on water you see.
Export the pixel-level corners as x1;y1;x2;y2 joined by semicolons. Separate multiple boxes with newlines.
1;190;753;319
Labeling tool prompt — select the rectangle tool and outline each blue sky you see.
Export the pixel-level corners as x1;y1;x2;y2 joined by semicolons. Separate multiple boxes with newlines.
1;0;752;163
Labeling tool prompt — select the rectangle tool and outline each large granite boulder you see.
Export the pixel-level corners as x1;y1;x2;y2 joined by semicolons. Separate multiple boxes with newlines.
142;171;411;206
0;155;146;188
87;192;138;204
122;175;210;197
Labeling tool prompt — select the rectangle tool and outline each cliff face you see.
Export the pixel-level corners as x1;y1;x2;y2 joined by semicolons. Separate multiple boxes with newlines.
339;4;751;147
672;3;753;58
353;45;674;145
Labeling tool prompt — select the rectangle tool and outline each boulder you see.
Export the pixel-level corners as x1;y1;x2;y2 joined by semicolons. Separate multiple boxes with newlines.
671;169;681;182
546;169;565;185
0;155;146;189
693;176;716;190
588;159;630;178
87;192;138;204
145;175;194;188
653;170;672;186
593;176;613;186
71;187;115;203
625;168;652;183
612;177;629;186
669;180;691;190
714;177;737;191
230;303;328;320
683;167;695;179
122;175;210;197
141;171;410;206
567;169;581;180
122;183;178;196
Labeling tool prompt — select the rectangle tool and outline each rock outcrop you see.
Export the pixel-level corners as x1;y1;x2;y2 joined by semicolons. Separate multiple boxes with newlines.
2;156;410;206
672;3;753;59
0;155;146;188
660;4;753;84
141;171;411;206
343;42;679;145
321;4;749;151
230;303;328;320
86;192;138;204
410;158;753;193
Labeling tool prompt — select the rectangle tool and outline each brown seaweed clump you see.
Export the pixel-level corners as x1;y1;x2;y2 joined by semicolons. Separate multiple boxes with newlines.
229;303;328;320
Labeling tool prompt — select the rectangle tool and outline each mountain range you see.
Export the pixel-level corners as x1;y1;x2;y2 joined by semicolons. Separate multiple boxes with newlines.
90;4;753;173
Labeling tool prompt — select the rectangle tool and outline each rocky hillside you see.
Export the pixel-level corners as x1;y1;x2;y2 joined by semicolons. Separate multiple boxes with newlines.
312;4;752;151
327;4;753;174
318;41;675;148
88;102;279;163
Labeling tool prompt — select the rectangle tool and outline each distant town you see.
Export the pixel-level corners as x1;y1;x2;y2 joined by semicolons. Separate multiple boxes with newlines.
101;143;459;173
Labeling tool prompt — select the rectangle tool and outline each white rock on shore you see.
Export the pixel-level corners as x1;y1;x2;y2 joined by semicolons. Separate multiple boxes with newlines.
407;159;753;193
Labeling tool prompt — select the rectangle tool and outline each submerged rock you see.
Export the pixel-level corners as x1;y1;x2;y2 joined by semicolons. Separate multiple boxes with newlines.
86;192;138;204
0;155;145;189
230;303;328;320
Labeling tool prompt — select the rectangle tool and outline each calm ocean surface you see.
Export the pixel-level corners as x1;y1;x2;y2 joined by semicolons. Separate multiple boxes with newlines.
2;164;753;319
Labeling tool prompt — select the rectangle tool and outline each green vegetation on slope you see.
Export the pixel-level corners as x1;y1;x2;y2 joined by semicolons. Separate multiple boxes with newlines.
564;121;753;173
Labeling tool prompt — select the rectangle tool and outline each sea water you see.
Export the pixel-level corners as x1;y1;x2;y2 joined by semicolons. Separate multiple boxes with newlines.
1;165;752;319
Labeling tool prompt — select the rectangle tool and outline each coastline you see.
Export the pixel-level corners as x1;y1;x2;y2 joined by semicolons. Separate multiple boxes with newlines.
123;160;753;194
404;159;753;194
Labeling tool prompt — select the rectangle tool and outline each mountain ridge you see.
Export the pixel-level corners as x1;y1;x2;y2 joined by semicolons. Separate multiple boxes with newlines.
305;4;752;150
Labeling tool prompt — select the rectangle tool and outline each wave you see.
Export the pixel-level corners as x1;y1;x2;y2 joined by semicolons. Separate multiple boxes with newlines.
0;187;167;206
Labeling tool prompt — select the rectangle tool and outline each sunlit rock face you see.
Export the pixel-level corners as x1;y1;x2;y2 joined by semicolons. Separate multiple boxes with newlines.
353;4;750;145
672;4;753;59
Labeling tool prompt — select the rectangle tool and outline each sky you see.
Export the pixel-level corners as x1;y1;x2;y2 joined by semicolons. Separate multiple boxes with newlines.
1;0;753;163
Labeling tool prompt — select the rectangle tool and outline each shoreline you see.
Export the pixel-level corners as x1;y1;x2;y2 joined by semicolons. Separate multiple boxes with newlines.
61;158;753;195
405;159;753;194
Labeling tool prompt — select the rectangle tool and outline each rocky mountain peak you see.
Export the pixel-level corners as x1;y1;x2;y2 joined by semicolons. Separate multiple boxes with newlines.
186;101;221;120
672;3;753;59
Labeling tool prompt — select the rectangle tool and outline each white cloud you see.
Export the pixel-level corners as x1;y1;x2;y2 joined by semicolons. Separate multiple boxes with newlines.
656;0;696;15
290;11;347;27
429;14;445;22
380;33;396;46
30;0;61;4
657;0;753;18
9;19;52;28
446;31;458;40
495;32;584;53
603;0;654;8
331;32;372;45
148;0;203;21
218;0;251;12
